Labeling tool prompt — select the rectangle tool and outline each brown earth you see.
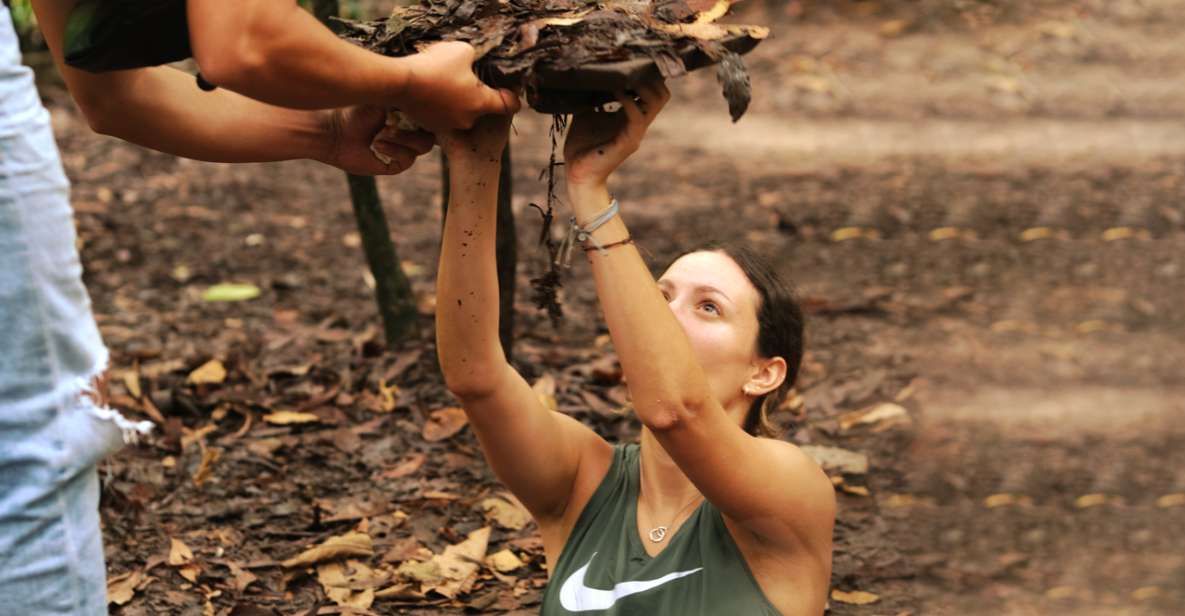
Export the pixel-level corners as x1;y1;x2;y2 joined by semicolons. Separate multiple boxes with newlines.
26;0;1185;614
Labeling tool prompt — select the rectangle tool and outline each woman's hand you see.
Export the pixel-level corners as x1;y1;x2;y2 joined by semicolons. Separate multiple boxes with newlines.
436;113;514;169
564;81;670;190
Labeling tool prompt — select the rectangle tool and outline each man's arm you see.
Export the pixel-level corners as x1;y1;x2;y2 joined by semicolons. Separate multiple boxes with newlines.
30;0;430;173
186;0;518;128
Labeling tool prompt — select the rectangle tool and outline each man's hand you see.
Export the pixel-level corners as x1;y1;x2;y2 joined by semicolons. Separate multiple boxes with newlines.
321;105;435;175
399;42;521;132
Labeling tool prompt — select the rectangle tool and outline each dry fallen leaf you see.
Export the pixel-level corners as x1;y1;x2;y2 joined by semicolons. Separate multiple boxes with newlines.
281;531;374;568
1045;586;1077;599
187;359;227;385
202;283;261;303
831;589;880;605
486;549;524;573
318;560;383;610
181;424;217;451
928;226;971;242
178;563;201;583
1101;227;1150;242
1074;493;1110;509
879;19;909;37
226;561;257;593
799;445;869;475
838;403;911;432
532;374;558;412
169;538;195;566
397;559;442;585
107;569;143;606
1132;586;1161;601
881;493;932;509
422;407;469;442
983;493;1032;508
420;527;491;598
839;484;870;497
379;453;425;480
262;411;321;425
1156;493;1185;508
192;447;222;486
377;380;399;413
831;226;880;242
480;496;532;531
121;368;142;399
1019;227;1055;242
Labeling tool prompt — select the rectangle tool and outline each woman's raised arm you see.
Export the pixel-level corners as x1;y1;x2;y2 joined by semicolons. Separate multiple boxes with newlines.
563;84;835;554
435;117;610;530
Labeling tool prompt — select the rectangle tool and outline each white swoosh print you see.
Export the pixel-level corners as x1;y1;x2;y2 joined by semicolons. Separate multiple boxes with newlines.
559;552;703;612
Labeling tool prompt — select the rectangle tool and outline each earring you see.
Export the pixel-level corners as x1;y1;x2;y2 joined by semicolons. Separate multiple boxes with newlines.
743;386;755;396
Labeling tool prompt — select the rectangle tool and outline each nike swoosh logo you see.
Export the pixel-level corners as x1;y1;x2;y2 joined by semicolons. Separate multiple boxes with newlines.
559;552;703;612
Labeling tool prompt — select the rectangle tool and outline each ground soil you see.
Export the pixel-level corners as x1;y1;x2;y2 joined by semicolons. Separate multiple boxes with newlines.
28;0;1185;614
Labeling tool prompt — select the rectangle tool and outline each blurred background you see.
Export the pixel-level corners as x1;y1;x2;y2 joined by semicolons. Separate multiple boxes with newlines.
11;0;1185;614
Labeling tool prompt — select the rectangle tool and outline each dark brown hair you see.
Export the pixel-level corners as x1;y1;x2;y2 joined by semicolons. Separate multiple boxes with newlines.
680;241;805;438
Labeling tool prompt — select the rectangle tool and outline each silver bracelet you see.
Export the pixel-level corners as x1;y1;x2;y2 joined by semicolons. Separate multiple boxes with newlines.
556;199;619;268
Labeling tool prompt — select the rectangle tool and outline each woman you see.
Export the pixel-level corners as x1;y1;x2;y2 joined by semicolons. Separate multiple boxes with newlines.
435;82;835;615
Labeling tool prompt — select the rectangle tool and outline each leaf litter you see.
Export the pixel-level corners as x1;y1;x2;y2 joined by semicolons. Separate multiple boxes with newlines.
337;0;767;118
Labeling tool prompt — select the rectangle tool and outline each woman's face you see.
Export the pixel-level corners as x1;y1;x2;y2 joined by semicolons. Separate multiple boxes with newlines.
657;250;764;414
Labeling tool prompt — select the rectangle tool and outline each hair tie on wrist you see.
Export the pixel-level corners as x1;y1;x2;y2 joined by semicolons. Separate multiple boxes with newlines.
584;236;632;253
555;198;620;268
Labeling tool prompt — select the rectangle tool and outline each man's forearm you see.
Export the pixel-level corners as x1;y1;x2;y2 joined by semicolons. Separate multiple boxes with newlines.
31;0;335;163
84;66;331;164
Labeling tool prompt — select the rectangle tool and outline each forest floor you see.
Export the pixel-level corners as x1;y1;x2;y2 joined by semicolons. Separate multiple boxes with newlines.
29;0;1185;614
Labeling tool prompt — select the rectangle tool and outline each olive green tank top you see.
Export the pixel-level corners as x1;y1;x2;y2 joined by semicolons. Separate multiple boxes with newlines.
540;443;782;615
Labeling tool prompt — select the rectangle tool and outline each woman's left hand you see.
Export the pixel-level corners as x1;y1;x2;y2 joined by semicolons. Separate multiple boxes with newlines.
564;80;670;189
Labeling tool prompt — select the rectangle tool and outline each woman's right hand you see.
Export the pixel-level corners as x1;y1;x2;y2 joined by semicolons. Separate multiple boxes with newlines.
564;80;670;191
436;113;514;169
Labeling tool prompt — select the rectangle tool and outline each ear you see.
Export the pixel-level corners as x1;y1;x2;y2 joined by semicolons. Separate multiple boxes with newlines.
743;356;787;398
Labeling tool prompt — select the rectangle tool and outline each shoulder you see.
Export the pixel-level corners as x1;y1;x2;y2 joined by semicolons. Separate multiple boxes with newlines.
761;438;836;509
752;438;837;545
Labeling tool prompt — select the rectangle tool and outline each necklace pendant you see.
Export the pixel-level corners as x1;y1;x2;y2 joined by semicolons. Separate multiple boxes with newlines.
648;526;668;542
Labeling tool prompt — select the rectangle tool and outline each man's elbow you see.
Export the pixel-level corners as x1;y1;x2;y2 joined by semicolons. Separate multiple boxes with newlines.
189;0;290;90
73;92;122;137
193;43;267;93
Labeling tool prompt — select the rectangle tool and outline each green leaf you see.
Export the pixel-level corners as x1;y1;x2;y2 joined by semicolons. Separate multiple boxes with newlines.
202;283;261;303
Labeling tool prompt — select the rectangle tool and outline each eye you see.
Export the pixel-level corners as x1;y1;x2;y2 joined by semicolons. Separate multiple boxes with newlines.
661;289;672;302
699;301;720;315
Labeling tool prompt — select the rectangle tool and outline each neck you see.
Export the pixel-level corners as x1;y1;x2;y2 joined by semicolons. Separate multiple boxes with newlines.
638;428;702;514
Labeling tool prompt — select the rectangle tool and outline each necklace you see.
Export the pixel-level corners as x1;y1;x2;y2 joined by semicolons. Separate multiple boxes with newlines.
638;460;703;543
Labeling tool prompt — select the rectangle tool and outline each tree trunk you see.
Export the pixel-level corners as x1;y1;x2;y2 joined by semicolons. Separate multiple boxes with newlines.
495;145;517;361
346;174;420;345
312;0;418;346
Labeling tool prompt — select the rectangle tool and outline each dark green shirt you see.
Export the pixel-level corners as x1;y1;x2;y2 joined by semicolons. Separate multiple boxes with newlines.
540;443;782;615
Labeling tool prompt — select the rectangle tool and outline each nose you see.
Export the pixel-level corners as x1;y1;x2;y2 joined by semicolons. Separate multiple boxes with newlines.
666;297;694;333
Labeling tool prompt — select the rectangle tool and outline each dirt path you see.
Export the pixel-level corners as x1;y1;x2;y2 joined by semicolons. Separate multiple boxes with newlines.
650;112;1185;167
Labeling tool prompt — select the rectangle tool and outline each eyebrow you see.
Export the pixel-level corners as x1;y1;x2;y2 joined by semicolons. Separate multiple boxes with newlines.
658;280;734;306
696;285;734;305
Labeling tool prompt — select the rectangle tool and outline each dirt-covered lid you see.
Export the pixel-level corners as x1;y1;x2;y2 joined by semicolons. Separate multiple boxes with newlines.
336;0;768;120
